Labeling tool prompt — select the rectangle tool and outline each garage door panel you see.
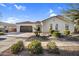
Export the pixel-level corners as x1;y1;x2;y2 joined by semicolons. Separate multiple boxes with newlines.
20;26;32;32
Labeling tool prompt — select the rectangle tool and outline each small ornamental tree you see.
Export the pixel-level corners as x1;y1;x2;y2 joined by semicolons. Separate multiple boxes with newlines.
49;24;54;35
34;25;41;37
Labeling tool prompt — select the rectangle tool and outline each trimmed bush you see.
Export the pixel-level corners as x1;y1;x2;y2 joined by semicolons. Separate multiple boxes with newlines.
52;31;61;37
11;44;20;54
17;41;24;50
11;41;24;54
49;30;55;35
28;40;43;55
47;41;59;54
0;32;5;35
64;30;70;36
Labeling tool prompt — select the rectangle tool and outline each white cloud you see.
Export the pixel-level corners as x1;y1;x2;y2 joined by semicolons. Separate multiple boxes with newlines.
49;9;57;17
49;13;57;17
49;9;54;13
14;4;26;11
4;17;20;23
0;3;6;7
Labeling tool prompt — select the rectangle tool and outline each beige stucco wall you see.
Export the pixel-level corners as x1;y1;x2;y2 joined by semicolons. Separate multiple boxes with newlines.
41;17;74;34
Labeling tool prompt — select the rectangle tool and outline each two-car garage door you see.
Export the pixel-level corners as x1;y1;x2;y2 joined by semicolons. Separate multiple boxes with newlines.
20;26;32;32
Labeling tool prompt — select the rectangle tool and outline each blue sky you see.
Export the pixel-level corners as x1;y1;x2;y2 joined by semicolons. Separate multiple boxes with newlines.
0;3;78;23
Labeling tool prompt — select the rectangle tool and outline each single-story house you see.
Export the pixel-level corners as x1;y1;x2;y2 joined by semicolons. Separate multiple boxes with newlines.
0;22;16;32
16;15;75;34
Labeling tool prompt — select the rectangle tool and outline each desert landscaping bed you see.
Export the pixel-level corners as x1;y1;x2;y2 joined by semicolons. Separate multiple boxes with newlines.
0;48;59;56
1;32;79;56
1;42;79;56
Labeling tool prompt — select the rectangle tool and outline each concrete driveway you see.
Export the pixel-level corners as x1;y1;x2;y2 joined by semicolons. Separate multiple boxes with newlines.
0;32;48;40
0;32;21;38
0;32;35;54
0;32;35;38
0;37;23;54
6;32;35;38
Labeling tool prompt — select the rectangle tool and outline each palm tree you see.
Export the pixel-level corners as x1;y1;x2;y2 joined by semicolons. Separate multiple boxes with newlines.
62;9;79;21
62;4;79;33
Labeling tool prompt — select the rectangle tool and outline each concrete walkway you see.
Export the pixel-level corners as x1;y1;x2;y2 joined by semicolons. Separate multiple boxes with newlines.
0;37;22;54
7;33;35;38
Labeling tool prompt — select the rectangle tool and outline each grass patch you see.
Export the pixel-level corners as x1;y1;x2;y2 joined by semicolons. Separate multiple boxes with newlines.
0;32;5;35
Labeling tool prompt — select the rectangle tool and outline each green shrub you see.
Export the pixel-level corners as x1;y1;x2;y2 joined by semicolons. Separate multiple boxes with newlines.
34;32;40;37
47;41;59;54
28;40;43;55
49;30;55;34
11;41;24;54
52;31;61;37
17;41;24;50
64;30;70;36
11;44;20;54
0;30;2;32
0;32;5;35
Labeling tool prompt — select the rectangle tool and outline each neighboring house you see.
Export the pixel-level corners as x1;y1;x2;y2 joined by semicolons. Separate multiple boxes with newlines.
16;15;74;34
0;22;16;32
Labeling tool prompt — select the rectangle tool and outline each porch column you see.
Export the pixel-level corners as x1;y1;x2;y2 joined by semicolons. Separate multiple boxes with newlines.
32;24;36;32
17;25;20;32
